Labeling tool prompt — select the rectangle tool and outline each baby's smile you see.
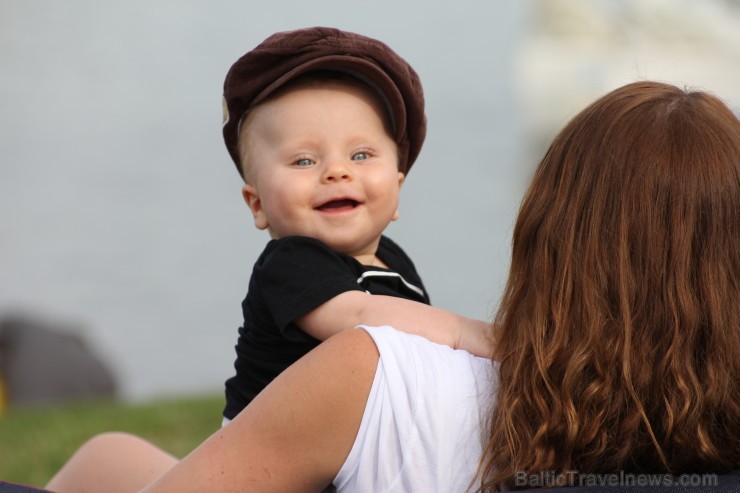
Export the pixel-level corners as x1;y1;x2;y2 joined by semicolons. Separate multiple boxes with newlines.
316;198;360;212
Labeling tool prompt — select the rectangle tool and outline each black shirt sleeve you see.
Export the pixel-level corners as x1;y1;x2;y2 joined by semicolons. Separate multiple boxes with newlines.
254;236;365;332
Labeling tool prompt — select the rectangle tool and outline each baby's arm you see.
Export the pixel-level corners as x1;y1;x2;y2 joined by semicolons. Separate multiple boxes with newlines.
295;291;494;357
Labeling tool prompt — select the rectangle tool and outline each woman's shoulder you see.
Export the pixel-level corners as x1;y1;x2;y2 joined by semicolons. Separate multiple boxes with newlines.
334;325;496;492
359;325;495;377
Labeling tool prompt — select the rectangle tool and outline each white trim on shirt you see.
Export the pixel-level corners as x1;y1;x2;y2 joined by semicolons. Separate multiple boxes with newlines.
356;271;425;298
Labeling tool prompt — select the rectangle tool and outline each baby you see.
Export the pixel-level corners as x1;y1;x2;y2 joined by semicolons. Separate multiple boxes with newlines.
220;27;491;422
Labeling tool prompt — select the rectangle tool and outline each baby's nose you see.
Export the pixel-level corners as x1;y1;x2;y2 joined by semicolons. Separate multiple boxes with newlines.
321;160;353;182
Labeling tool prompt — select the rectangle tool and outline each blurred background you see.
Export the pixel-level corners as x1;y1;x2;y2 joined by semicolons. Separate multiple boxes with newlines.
2;0;739;406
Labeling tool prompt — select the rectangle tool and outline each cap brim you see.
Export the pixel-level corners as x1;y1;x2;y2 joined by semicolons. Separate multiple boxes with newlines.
248;55;407;144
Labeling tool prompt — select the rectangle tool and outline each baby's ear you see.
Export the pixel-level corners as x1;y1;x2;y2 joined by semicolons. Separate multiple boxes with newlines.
392;172;405;222
242;184;269;230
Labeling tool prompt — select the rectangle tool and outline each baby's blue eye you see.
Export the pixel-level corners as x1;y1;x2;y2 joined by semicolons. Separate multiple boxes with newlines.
294;158;314;167
351;152;369;161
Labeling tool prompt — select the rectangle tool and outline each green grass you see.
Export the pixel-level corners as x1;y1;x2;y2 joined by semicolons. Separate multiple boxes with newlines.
0;394;224;487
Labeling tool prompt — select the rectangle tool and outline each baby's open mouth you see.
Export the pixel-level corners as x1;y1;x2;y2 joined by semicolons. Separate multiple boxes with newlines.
316;199;359;211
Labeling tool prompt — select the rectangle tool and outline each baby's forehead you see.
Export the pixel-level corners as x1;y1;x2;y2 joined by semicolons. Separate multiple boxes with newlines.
239;74;395;146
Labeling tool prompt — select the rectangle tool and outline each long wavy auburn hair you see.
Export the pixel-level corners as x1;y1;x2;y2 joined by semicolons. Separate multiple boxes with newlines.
477;81;740;491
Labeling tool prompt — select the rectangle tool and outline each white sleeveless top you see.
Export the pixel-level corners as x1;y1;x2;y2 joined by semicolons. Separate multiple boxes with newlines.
334;325;498;492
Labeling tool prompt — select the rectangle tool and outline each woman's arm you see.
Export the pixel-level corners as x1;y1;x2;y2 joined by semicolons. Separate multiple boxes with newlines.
45;329;378;493
141;328;379;492
296;291;494;357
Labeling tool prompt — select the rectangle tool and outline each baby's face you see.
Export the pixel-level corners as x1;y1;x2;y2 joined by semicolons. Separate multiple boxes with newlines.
240;82;404;262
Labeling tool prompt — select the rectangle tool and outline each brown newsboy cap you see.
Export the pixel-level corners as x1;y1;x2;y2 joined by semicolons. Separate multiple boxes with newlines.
222;26;426;179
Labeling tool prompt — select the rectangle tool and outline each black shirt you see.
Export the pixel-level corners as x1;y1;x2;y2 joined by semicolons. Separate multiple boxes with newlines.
223;235;429;420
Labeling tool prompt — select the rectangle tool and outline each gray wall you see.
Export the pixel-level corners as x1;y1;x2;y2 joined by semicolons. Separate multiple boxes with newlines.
2;0;737;401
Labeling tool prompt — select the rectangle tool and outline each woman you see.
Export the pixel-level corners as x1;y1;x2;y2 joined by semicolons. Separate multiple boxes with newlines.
43;81;739;492
478;80;739;489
